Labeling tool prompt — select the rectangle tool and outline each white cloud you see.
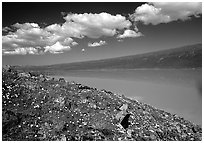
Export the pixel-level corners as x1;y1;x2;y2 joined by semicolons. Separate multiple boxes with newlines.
13;23;40;29
3;12;133;55
3;47;38;55
117;29;143;39
63;12;131;38
46;12;132;39
44;41;71;54
117;39;123;42
131;2;202;25
2;26;12;32
2;22;78;55
5;4;200;55
72;41;78;46
88;40;107;47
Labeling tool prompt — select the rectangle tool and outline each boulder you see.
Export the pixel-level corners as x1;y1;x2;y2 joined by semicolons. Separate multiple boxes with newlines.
120;114;131;129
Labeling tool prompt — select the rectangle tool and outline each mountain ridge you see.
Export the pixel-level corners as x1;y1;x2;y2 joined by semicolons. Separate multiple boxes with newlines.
16;43;202;73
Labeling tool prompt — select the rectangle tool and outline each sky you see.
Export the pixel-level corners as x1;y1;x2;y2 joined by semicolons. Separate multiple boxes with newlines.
2;2;202;66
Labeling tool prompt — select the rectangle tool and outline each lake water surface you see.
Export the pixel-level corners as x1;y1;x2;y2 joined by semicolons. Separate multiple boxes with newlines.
53;69;202;125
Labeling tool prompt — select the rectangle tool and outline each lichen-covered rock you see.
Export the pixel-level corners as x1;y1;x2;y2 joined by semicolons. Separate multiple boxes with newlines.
2;67;202;141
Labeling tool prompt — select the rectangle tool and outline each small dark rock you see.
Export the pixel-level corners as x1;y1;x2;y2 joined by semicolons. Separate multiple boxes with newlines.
100;128;114;137
59;78;66;82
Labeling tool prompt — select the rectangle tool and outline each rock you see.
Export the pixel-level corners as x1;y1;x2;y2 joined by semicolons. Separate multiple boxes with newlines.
115;111;125;121
127;129;132;138
149;133;157;140
120;114;131;129
100;128;114;137
115;104;129;121
192;126;200;133
3;65;11;72
54;96;65;107
89;102;97;109
59;78;66;83
176;125;181;133
57;134;66;141
18;72;30;78
45;76;54;81
119;104;128;111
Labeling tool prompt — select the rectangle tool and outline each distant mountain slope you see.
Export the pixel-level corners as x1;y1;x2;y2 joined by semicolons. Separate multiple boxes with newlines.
18;43;202;72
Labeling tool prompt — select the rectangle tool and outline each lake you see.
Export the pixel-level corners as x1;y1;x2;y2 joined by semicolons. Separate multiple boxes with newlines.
53;69;202;125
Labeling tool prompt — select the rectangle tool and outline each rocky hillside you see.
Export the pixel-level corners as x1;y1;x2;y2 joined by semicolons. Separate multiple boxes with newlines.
2;66;202;141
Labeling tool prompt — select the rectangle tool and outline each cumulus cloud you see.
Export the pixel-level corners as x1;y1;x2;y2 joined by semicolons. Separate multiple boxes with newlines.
13;22;39;29
88;40;107;47
44;41;71;54
117;29;143;39
2;12;134;55
3;3;200;55
3;47;38;55
2;23;78;55
131;2;202;25
47;12;132;39
2;26;12;33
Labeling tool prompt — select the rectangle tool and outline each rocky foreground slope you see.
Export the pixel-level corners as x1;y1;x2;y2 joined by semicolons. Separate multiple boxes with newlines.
2;66;202;141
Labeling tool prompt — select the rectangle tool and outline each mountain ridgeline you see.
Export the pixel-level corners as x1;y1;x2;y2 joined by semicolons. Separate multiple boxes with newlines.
19;44;202;72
